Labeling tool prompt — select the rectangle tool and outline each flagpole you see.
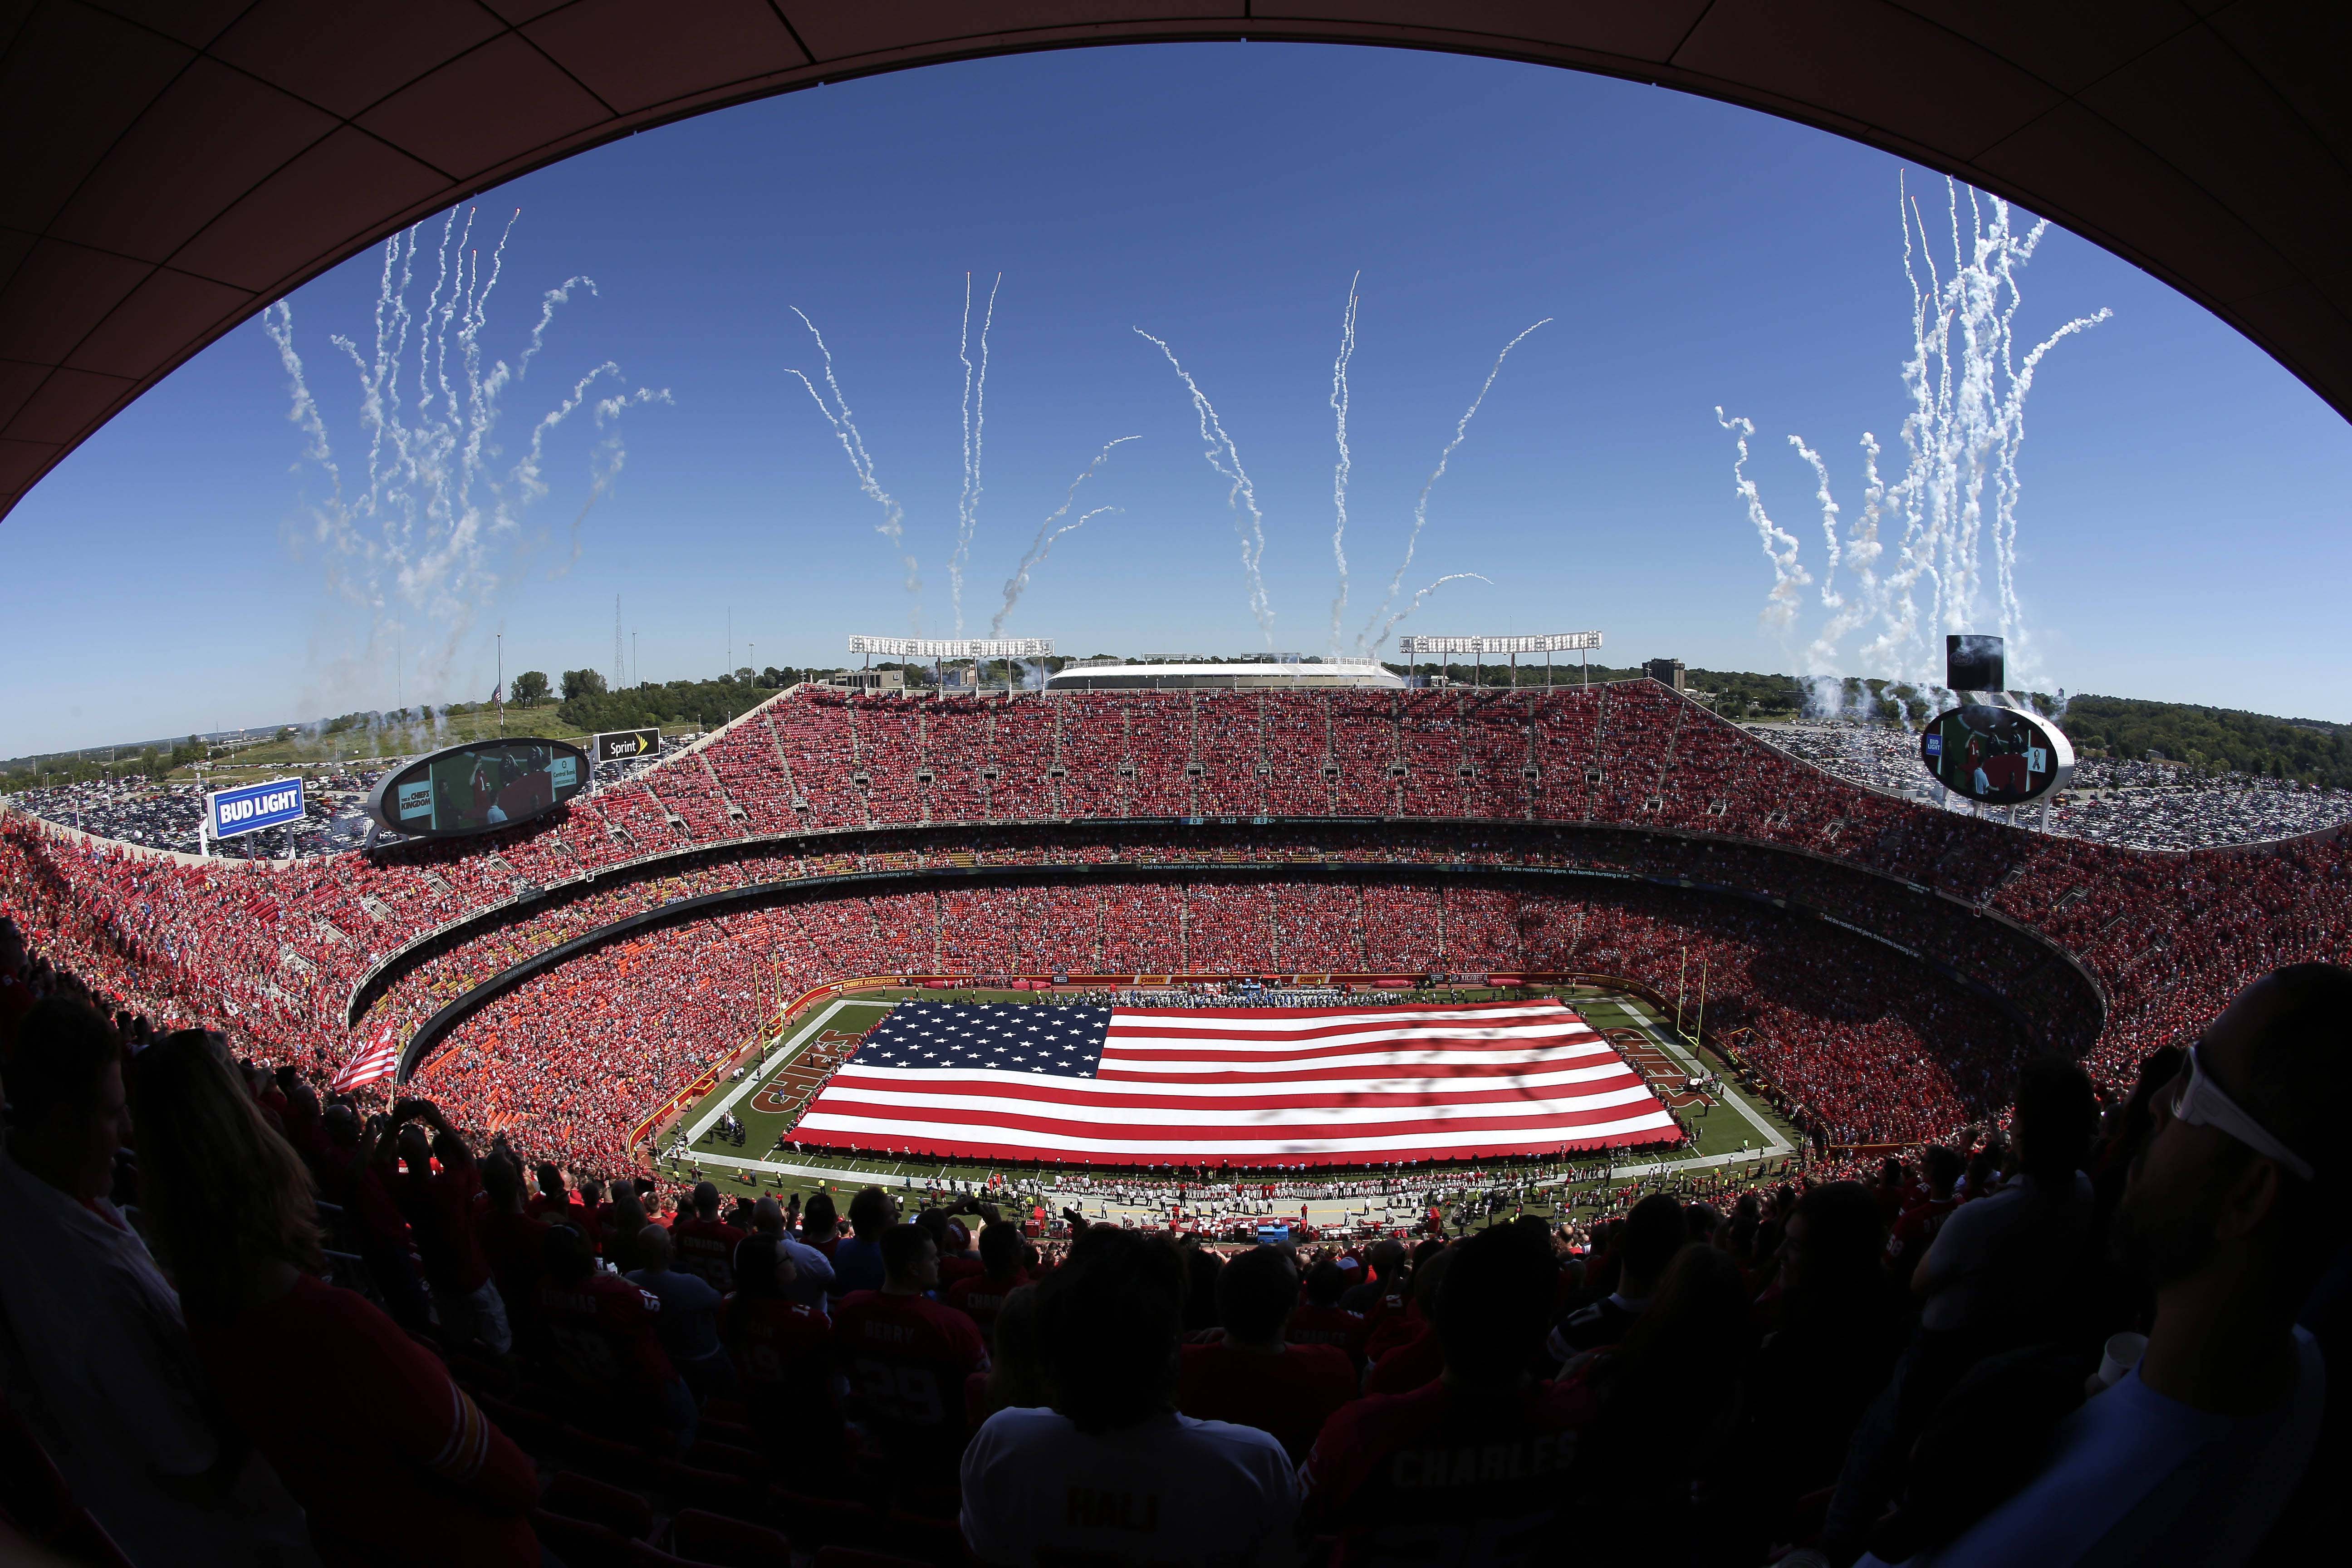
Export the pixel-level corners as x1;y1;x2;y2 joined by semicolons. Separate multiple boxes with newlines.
496;633;505;736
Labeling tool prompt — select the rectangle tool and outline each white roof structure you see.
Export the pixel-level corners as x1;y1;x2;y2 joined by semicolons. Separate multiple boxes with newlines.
1045;661;1404;691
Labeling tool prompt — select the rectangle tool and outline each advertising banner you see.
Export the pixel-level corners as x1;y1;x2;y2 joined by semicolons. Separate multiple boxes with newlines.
209;777;306;839
593;727;662;763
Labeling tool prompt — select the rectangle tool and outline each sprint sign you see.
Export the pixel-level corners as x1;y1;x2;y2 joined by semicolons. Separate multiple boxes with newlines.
209;777;306;839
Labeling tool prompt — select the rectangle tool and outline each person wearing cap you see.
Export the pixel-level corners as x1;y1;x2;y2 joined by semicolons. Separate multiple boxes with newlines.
1860;963;2337;1567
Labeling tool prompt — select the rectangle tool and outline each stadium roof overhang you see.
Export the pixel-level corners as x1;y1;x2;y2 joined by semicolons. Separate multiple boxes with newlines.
3;3;2346;524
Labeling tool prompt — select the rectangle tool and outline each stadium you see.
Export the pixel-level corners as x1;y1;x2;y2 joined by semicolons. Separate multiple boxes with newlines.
0;10;2344;1568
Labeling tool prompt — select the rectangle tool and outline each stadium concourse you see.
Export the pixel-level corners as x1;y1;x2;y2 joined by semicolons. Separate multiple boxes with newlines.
2;680;2346;1564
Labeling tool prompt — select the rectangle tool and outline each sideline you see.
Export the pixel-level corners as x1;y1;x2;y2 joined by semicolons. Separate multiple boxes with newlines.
678;996;887;1145
1600;996;1794;1156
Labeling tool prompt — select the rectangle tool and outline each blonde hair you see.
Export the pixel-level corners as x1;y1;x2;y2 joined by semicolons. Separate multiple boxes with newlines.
131;1034;322;1316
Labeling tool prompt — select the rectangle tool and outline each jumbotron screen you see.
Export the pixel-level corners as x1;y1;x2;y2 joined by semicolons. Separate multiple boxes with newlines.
365;739;588;838
1920;704;2073;805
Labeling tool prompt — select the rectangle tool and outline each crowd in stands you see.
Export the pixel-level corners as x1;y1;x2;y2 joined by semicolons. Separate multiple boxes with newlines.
1755;720;2352;850
3;681;2348;1189
2;954;2339;1565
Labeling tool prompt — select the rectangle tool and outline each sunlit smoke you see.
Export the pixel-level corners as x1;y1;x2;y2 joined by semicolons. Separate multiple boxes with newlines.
951;272;1002;634
993;436;1138;635
1714;411;1812;637
1721;174;2107;706
1366;573;1494;651
265;205;663;715
1359;318;1549;652
1135;328;1274;644
1328;272;1360;656
786;307;921;627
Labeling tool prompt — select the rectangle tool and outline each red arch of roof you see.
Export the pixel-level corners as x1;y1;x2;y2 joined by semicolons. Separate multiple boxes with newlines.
2;2;2346;522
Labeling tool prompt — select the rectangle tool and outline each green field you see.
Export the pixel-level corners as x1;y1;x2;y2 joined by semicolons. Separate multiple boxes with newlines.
656;985;1801;1221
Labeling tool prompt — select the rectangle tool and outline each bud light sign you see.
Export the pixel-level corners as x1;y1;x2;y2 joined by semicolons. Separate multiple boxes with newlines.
209;777;306;839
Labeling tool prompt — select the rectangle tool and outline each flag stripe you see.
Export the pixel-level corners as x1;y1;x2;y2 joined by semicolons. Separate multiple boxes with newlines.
789;999;1675;1168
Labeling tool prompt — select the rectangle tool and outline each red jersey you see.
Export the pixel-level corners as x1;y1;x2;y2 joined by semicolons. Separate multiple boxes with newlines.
1299;1378;1596;1566
189;1275;538;1568
833;1289;988;1473
1288;1303;1370;1363
938;1252;985;1291
723;1294;833;1393
945;1268;1029;1342
397;1147;490;1295
1177;1342;1357;1460
537;1271;676;1393
1363;1324;1445;1396
672;1217;747;1291
1886;1194;1960;1281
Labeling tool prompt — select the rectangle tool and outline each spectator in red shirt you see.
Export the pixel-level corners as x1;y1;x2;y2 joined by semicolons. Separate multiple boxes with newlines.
947;1220;1030;1346
316;1101;430;1334
835;1222;988;1483
130;1031;541;1568
1362;1247;1451;1396
1549;1191;1684;1364
1886;1143;1965;1288
1301;1220;1589;1563
478;1150;549;1355
936;1215;985;1291
387;1097;508;1356
799;1189;842;1258
1288;1258;1370;1367
673;1180;747;1291
525;1160;586;1230
537;1222;696;1452
1177;1245;1355;1460
723;1231;840;1472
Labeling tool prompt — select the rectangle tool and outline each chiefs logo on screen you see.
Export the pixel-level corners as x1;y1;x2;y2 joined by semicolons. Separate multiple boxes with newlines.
749;1025;873;1116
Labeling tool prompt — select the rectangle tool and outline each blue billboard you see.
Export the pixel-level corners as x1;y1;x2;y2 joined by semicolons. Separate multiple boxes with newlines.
209;777;306;840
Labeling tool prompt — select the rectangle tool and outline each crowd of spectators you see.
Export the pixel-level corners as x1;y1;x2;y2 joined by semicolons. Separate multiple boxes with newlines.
1754;720;2352;850
3;681;2348;1192
2;959;2338;1565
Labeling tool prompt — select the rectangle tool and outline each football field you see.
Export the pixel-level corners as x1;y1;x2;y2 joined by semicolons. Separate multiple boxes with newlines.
655;986;1799;1222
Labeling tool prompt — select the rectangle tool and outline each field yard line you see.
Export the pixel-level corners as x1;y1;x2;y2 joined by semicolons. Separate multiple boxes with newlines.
1601;996;1793;1156
681;997;889;1143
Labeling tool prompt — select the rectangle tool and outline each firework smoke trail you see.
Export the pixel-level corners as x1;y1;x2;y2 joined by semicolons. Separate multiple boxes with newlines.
1328;272;1360;656
1715;411;1812;637
951;274;1002;633
993;507;1119;634
1367;573;1494;652
1359;318;1549;652
1135;328;1274;644
268;207;661;707
787;307;921;622
992;436;1139;634
1724;174;2105;701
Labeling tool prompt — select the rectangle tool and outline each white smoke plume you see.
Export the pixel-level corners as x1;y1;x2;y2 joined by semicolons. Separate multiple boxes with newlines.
1360;318;1550;653
1722;174;2107;706
1366;572;1494;651
993;436;1138;635
1328;272;1360;657
266;206;663;713
786;307;922;626
1134;328;1275;644
951;272;1002;633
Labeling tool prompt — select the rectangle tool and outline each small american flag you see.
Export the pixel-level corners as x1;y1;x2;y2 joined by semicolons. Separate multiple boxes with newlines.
790;999;1674;1167
332;1022;400;1092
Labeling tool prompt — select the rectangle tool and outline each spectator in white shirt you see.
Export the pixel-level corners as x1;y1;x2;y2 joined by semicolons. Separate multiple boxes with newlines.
0;1004;303;1563
961;1227;1297;1567
1862;963;2339;1567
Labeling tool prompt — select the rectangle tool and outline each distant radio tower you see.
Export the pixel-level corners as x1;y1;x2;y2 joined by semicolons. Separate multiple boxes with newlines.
614;595;624;691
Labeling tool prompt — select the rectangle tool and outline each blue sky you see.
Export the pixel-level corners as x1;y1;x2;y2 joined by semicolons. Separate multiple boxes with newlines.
7;43;2348;757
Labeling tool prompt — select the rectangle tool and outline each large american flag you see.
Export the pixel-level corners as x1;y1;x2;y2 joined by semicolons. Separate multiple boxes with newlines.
788;999;1676;1167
